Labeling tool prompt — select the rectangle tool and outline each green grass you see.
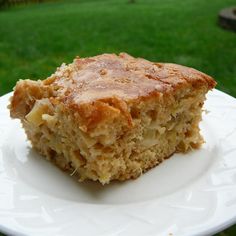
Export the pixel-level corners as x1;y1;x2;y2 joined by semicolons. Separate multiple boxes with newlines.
0;0;236;96
0;0;236;235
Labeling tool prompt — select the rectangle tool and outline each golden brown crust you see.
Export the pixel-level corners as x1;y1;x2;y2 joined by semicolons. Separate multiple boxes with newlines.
46;53;216;107
10;53;216;131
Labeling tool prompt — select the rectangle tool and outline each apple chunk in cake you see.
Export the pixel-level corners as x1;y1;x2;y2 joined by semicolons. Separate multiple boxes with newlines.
9;53;216;184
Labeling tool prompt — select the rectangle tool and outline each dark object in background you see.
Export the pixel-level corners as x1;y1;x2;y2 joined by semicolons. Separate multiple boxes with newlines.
219;7;236;32
0;0;7;8
128;0;136;3
0;0;45;9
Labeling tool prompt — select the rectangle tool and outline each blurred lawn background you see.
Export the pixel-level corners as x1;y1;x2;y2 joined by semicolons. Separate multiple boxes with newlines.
1;0;236;96
0;0;236;235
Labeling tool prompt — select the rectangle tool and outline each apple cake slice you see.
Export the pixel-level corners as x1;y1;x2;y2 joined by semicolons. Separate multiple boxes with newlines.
9;53;216;184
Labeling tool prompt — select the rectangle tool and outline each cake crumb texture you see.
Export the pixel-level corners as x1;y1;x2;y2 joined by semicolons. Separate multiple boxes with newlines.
9;53;216;184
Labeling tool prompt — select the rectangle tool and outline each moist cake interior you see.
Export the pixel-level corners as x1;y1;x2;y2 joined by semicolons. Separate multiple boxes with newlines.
9;53;216;184
12;81;206;184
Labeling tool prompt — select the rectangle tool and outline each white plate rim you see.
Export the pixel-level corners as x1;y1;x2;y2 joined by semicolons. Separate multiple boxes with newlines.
0;89;236;236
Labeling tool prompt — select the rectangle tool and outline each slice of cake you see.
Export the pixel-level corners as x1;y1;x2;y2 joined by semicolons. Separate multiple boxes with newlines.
9;53;216;184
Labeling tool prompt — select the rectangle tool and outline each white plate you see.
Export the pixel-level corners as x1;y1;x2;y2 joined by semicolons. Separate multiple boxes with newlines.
0;89;236;236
